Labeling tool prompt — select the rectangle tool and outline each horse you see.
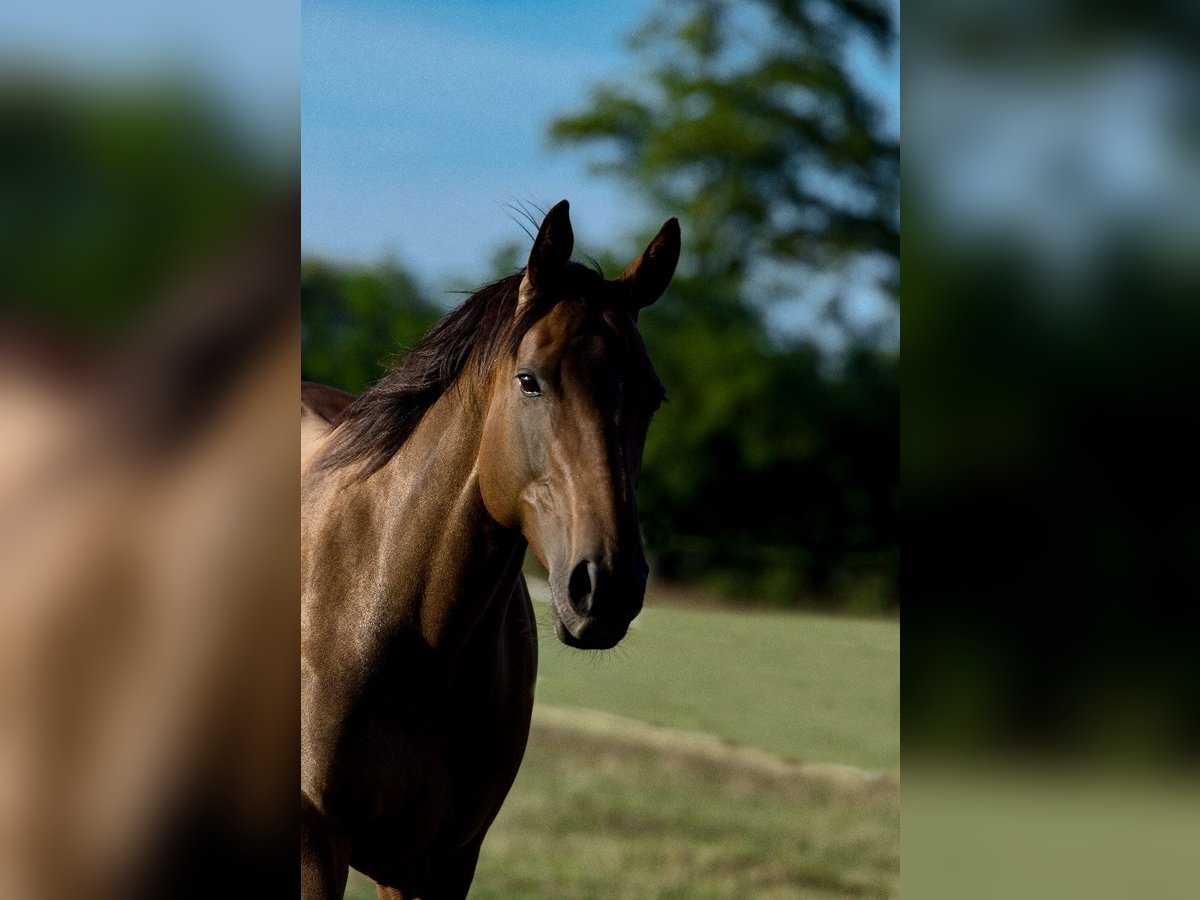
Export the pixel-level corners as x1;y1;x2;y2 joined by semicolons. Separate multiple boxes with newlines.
299;201;680;899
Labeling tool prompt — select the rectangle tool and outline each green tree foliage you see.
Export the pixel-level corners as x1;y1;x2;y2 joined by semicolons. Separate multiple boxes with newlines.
300;260;442;395
549;0;898;297
548;0;899;609
633;298;898;609
0;78;272;341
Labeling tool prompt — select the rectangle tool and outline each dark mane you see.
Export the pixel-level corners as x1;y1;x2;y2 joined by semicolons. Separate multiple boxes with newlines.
316;264;605;481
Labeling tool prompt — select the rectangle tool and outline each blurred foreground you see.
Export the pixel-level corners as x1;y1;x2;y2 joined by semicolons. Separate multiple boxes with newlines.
0;75;298;898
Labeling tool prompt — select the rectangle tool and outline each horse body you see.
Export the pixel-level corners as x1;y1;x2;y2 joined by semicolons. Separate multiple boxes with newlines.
301;386;536;897
300;201;679;899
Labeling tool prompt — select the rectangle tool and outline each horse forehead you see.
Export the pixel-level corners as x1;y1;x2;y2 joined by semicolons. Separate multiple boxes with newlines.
526;301;631;358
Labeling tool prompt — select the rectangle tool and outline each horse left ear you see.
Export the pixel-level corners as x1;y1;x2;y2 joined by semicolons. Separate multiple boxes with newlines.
618;218;680;317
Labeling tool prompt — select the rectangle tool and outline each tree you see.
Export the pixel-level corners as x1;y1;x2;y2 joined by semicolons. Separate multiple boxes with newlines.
550;0;898;325
301;259;441;395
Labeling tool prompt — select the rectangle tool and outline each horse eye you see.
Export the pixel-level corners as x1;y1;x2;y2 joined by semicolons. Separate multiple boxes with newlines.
516;372;542;397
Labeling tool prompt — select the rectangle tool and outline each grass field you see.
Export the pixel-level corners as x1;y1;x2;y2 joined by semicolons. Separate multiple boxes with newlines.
531;581;899;773
345;581;899;898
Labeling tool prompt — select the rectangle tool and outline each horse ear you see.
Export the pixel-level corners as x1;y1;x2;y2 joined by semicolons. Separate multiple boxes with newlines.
618;218;680;316
521;200;574;307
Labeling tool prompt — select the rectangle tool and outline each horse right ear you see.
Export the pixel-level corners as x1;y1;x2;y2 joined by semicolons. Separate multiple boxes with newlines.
520;200;574;308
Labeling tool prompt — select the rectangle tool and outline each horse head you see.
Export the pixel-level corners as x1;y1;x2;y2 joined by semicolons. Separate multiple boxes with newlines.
477;201;679;649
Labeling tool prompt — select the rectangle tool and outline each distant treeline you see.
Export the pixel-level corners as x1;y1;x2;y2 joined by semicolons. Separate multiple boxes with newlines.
301;258;898;612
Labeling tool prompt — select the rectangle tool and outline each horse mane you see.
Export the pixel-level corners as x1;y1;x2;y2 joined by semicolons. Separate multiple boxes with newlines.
315;263;605;481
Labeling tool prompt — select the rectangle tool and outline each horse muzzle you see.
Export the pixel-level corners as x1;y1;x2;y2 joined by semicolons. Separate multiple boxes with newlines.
550;556;646;650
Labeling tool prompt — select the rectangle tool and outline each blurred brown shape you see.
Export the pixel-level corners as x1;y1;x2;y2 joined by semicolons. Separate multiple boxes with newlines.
0;184;299;899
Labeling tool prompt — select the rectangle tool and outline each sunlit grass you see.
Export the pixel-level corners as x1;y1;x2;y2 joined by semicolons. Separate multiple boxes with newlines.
530;580;899;773
470;716;897;899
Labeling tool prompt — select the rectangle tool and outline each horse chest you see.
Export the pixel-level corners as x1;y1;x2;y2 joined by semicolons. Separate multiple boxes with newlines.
309;585;537;858
357;663;531;830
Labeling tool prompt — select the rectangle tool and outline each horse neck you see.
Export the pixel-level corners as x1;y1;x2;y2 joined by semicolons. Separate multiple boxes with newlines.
336;376;525;656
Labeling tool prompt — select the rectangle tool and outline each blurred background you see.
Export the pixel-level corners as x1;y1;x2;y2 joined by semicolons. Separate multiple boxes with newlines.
302;1;899;898
904;3;1200;900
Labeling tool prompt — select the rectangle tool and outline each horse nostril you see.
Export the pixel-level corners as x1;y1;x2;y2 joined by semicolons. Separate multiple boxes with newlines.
567;559;594;615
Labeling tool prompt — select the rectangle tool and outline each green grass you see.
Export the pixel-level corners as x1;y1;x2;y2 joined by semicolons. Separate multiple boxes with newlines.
470;718;896;899
345;585;899;898
530;580;899;773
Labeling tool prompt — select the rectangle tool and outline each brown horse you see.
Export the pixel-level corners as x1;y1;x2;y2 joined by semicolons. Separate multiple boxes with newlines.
300;201;679;899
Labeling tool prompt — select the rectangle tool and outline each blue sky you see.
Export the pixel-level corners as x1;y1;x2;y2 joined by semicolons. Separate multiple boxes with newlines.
302;0;899;287
302;0;652;283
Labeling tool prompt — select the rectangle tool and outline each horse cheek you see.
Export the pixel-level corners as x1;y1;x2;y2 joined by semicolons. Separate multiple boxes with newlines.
477;406;524;531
